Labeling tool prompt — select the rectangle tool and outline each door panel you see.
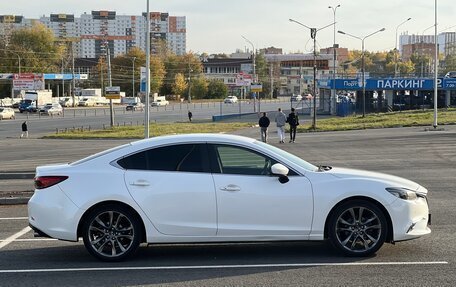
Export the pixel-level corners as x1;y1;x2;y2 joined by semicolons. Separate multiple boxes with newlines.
213;174;313;236
125;170;217;236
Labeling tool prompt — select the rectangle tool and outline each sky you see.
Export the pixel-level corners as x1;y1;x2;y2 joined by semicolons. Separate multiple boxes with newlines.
1;0;455;54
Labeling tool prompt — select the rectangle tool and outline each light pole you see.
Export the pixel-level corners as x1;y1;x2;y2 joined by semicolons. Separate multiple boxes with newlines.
145;0;151;138
433;0;438;129
394;17;411;77
338;28;386;117
132;57;136;98
329;4;340;114
289;18;335;129
241;35;257;111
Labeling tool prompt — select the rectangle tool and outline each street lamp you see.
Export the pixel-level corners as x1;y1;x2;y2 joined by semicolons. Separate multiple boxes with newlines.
241;35;257;111
145;0;151;138
433;0;438;129
338;28;386;117
132;57;136;98
328;4;341;114
395;17;411;77
289;18;335;130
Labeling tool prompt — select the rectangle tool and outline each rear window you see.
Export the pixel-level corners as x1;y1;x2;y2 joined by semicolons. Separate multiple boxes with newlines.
117;144;208;173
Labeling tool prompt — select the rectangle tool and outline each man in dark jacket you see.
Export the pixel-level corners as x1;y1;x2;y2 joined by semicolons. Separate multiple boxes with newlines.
287;108;299;143
188;111;193;122
258;112;270;143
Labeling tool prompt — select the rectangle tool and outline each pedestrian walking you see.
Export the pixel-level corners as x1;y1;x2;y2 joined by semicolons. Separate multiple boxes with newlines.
188;110;193;122
20;121;28;138
258;112;270;143
275;108;287;143
287;108;299;143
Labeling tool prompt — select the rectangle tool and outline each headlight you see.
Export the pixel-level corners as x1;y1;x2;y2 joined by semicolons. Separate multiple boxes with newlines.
386;187;417;200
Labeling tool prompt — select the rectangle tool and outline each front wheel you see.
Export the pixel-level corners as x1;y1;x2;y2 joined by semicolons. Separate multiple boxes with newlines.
328;200;387;257
82;204;142;262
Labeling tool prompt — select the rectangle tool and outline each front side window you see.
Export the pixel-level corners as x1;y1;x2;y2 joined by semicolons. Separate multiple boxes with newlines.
213;145;277;176
117;144;208;173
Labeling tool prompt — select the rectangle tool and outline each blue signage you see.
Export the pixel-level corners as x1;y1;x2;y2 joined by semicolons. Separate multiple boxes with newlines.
319;78;456;90
44;74;88;80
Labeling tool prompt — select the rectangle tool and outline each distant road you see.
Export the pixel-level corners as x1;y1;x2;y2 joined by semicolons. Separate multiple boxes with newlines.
0;99;314;138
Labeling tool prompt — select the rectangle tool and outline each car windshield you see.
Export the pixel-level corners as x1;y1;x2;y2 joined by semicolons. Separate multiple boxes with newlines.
0;108;4;112
254;141;318;172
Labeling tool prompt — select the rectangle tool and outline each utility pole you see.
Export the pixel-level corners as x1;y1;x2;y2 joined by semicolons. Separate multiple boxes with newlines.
270;64;273;99
145;0;151;138
71;41;76;107
132;57;136;98
107;44;114;127
188;61;192;103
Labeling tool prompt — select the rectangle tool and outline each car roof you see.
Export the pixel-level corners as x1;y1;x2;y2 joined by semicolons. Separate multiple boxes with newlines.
130;133;255;148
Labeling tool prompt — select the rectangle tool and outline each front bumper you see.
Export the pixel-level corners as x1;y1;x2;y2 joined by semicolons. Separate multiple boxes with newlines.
389;196;431;242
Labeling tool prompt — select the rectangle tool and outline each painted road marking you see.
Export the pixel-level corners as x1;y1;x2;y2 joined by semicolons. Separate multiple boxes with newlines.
0;226;31;249
0;261;449;273
0;238;57;242
0;217;28;220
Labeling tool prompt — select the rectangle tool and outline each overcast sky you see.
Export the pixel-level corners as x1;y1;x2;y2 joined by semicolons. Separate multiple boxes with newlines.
2;0;455;54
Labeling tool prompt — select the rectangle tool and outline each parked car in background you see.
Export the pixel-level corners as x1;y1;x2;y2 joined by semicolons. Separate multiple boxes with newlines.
224;96;238;104
0;107;15;120
151;99;169;106
291;94;303;102
28;134;430;262
444;71;456;78
126;102;145;111
40;103;63;116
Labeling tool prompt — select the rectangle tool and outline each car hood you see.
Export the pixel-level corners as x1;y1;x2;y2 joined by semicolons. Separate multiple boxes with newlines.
327;167;422;192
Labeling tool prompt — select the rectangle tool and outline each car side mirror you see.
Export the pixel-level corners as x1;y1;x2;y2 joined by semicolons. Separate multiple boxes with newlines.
271;163;289;184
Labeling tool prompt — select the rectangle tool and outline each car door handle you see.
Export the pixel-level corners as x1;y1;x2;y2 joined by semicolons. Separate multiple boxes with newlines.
130;180;150;187
220;184;241;192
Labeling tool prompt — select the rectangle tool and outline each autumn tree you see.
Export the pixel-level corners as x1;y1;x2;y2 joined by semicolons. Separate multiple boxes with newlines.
207;79;228;99
189;77;208;99
172;73;188;96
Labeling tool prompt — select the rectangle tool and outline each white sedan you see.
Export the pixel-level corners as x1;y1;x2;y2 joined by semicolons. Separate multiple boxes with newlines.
224;96;238;104
28;134;430;261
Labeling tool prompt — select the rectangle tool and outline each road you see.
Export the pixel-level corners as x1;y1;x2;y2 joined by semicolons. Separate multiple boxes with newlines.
0;126;455;286
0;99;312;138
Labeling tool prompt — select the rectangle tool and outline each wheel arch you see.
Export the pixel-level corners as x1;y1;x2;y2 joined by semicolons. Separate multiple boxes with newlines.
77;200;147;243
323;196;394;243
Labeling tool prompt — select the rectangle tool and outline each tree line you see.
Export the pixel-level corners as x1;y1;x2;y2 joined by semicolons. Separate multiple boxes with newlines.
1;23;456;99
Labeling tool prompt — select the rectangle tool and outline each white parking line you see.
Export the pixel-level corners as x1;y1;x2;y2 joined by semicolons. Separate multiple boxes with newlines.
0;226;31;249
0;238;57;242
0;261;448;273
0;217;28;220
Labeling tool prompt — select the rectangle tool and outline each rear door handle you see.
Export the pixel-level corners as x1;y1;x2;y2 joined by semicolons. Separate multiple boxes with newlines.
220;184;241;192
130;180;150;187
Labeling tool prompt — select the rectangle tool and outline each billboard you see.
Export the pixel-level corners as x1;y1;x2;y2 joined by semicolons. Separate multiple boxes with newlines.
12;73;44;91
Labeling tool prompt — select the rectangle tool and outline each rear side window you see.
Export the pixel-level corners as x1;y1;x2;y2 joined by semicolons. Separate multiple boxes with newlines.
117;144;209;173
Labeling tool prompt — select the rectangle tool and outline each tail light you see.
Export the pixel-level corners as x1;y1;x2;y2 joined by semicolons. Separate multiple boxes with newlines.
34;176;69;189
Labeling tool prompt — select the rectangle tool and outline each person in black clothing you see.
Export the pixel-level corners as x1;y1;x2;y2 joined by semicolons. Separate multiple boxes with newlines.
258;112;270;143
287;108;299;143
188;111;193;122
20;121;28;138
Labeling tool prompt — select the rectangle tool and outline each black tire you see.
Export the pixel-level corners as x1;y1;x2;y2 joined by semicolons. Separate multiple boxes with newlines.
328;200;387;257
82;204;142;262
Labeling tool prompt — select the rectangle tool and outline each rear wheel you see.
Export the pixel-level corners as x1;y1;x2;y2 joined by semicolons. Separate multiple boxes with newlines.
328;200;387;257
82;204;142;262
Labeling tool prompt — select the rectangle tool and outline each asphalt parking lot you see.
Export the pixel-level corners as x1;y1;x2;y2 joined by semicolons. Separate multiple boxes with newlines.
0;126;455;286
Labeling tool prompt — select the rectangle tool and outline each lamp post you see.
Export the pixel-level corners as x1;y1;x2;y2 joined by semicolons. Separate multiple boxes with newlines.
433;0;438;129
338;28;386;117
395;17;411;77
328;4;341;114
241;35;257;111
289;18;335;129
145;0;151;138
131;57;136;98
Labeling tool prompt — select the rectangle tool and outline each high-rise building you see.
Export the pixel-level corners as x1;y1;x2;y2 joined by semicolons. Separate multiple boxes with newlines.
1;11;186;58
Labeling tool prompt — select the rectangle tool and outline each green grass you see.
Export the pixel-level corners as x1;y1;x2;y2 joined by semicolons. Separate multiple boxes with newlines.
297;108;456;132
44;122;254;139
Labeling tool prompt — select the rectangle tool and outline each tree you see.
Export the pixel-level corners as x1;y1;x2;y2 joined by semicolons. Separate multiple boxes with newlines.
3;23;65;73
443;54;456;74
207;79;228;99
161;52;203;96
172;73;188;96
189;77;208;99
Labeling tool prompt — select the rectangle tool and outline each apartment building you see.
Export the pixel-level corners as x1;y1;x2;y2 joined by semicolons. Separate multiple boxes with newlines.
0;11;186;58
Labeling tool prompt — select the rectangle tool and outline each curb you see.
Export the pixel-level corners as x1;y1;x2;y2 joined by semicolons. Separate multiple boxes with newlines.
0;196;30;205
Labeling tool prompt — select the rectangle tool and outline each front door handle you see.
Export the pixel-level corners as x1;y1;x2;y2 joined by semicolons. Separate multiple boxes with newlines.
130;180;150;187
220;184;241;192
